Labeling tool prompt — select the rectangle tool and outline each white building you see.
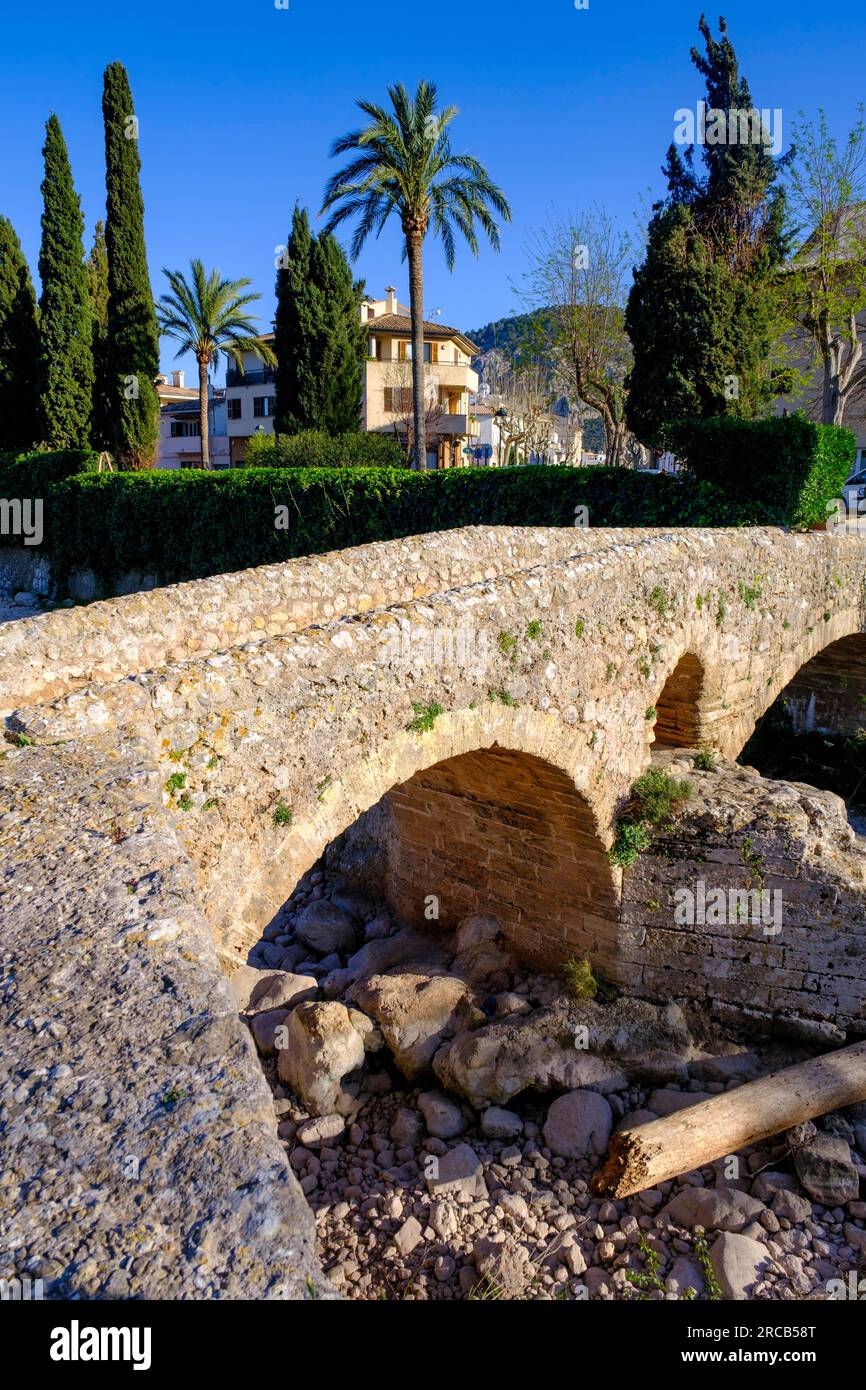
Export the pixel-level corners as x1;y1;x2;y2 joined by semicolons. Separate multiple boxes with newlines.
156;372;230;468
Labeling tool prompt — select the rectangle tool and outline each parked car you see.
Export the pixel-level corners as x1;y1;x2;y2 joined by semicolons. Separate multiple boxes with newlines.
842;467;866;517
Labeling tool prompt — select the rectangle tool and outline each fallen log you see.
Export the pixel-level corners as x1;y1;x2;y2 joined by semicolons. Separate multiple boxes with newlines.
592;1039;866;1198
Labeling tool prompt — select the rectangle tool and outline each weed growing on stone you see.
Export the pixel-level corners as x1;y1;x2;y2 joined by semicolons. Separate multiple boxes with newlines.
609;820;652;867
647;585;668;617
316;774;333;800
610;768;691;868
11;732;33;747
715;594;727;627
740;835;764;885
574;618;586;638
563;955;598;1001
488;687;516;706
273;802;294;827
737;578;763;610
405;701;444;733
165;772;186;795
498;630;518;662
693;746;716;771
525;619;542;640
160;1086;187;1108
178;793;193;811
645;706;657;721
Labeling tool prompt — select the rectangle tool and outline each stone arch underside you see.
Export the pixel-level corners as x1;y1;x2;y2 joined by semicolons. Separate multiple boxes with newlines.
769;633;866;736
652;653;705;749
384;745;619;973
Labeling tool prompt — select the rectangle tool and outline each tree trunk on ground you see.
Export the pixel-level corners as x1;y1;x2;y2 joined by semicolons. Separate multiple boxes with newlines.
592;1039;866;1198
198;356;210;468
406;229;426;469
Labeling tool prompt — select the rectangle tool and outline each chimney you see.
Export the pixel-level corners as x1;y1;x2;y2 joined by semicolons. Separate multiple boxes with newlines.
385;285;398;315
171;370;185;389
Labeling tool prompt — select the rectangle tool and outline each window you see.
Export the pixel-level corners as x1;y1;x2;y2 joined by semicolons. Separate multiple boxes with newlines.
254;396;277;418
399;341;433;362
227;398;242;420
170;420;200;437
384;387;411;413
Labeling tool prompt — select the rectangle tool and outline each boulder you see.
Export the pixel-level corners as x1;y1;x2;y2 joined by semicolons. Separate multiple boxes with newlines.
452;913;516;986
249;1007;289;1058
481;1106;523;1140
348;971;473;1082
245;971;318;1015
791;1130;859;1205
543;1090;613;1159
689;1053;762;1084
709;1232;770;1300
772;1189;812;1224
427;1142;487;1200
295;900;356;956
419;1090;466;1139
432;996;691;1109
344;928;452;986
646;1088;715;1117
661;1185;766;1233
228;964;264;1011
666;1256;705;1298
296;1113;345;1148
390;1107;424;1148
276;1001;366;1117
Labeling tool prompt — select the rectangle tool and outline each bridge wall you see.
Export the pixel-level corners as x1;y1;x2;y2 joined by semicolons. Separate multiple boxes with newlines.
11;527;866;976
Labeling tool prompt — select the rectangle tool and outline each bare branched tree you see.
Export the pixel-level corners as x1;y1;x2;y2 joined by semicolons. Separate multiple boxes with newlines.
783;107;866;425
523;207;637;466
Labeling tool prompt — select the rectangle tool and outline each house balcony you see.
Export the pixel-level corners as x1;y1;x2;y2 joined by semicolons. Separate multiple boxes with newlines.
225;366;276;387
436;413;480;437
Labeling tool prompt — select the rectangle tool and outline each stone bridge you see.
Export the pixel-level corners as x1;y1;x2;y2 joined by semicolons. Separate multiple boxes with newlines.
3;523;866;1298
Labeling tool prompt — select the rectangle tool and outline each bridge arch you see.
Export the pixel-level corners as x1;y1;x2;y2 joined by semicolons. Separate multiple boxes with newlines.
652;653;705;749
385;744;619;972
218;705;626;969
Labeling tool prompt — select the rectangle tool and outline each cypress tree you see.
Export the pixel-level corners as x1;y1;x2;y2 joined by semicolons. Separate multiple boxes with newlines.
0;216;41;451
309;232;366;433
274;206;316;434
102;61;160;468
274;208;365;433
37;114;93;449
626;16;789;442
86;219;112;451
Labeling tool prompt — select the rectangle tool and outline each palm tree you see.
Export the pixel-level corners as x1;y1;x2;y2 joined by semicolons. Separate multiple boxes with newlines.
321;80;510;470
157;259;275;467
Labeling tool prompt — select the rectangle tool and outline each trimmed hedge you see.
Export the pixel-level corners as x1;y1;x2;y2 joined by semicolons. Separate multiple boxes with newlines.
43;464;768;587
245;429;405;469
1;418;853;588
658;414;856;530
0;449;98;548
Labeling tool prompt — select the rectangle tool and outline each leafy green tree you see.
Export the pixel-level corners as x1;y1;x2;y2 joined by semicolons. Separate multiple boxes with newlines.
321;80;510;467
309;231;366;433
102;62;160;468
37;114;93;448
86;219;112;451
157;259;274;467
626;16;790;442
274;207;316;435
0;216;41;451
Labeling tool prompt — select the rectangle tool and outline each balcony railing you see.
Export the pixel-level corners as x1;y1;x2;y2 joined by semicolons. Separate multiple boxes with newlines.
225;367;276;387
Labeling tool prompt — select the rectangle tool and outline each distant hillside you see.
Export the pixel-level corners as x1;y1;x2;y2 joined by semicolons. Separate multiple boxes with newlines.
466;307;551;357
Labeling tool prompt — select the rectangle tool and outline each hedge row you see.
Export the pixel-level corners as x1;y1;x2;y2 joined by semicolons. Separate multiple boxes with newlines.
0;411;854;589
42;465;768;586
245;429;405;469
658;414;856;530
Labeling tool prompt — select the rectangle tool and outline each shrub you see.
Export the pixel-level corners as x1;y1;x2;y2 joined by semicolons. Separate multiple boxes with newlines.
245;429;405;469
6;454;832;589
658;413;855;530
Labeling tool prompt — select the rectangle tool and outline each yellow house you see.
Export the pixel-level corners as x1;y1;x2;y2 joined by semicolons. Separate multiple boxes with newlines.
362;286;481;469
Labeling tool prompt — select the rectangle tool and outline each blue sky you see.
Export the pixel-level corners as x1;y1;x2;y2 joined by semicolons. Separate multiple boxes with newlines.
2;0;864;382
